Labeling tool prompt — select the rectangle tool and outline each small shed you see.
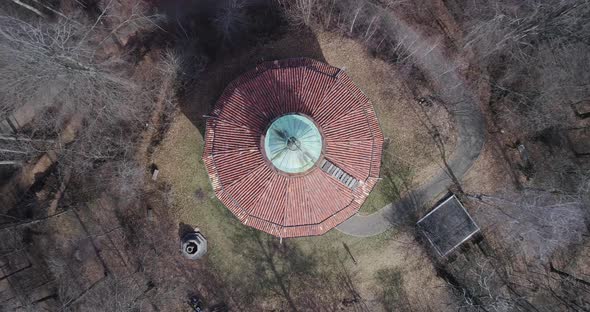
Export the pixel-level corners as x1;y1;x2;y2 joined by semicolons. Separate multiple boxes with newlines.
417;195;480;256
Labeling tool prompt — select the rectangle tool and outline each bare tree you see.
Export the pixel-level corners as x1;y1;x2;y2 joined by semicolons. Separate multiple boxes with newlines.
0;13;158;205
460;0;590;133
458;188;589;310
473;189;586;263
213;0;250;45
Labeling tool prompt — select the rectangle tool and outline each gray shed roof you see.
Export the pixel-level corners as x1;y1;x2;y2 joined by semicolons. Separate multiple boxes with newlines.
417;195;479;256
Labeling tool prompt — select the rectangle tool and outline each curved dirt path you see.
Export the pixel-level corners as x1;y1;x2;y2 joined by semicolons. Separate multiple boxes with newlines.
336;13;486;237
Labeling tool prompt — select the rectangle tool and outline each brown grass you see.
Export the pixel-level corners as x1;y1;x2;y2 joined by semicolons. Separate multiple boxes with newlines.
151;26;460;310
313;31;457;214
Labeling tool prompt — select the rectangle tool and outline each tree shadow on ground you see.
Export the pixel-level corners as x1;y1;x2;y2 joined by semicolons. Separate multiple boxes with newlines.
374;267;412;312
177;222;195;239
379;150;421;228
382;95;464;229
412;96;463;194
119;193;231;310
122;1;329;136
380;149;415;204
148;0;328;136
177;26;328;136
226;226;363;311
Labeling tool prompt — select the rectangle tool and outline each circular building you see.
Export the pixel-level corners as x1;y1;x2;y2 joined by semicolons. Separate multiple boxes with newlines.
203;58;383;237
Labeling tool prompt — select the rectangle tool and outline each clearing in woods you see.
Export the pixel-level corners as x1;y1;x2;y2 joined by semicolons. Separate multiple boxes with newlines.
152;28;458;310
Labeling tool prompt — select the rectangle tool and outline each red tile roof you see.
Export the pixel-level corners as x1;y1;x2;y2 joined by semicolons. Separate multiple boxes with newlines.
203;58;383;237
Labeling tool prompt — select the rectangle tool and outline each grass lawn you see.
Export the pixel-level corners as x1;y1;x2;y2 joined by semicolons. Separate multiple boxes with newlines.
152;28;457;310
154;114;398;308
314;31;456;215
359;150;414;215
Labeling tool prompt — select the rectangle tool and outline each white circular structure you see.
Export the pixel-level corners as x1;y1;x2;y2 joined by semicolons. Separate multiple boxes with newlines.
263;114;323;174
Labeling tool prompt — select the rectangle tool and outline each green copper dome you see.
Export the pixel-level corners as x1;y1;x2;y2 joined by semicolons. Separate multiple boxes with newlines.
264;114;323;173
